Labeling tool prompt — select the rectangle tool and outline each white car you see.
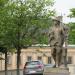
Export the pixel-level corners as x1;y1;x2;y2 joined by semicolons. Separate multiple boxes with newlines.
23;60;44;75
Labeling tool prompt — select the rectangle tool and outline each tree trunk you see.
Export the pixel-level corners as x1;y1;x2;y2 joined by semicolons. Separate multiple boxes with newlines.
17;48;21;75
5;51;7;75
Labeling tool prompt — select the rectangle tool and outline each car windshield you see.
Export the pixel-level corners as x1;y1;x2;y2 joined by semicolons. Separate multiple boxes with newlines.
26;61;41;66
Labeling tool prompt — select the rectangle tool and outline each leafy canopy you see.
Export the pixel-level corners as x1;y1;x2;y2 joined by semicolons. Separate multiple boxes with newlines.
0;0;55;53
68;8;75;44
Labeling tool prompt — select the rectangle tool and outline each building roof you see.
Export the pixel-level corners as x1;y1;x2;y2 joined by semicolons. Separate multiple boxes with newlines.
32;44;75;48
68;45;75;48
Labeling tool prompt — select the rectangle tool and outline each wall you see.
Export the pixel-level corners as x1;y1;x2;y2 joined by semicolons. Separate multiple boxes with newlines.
0;46;75;71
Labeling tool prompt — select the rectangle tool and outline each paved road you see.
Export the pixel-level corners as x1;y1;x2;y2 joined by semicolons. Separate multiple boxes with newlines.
43;67;70;75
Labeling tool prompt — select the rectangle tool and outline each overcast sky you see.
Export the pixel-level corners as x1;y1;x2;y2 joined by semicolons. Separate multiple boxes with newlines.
54;0;75;23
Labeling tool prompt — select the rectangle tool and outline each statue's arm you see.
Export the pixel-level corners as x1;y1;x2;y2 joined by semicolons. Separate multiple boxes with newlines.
48;28;54;42
64;25;70;40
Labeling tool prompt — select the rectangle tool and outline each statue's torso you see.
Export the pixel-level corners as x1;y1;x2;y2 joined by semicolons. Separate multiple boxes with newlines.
50;25;64;46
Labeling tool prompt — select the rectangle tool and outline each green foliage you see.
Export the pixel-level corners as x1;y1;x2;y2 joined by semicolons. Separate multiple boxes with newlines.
68;23;75;44
0;1;55;74
68;8;75;44
0;0;55;52
0;46;7;53
69;8;75;17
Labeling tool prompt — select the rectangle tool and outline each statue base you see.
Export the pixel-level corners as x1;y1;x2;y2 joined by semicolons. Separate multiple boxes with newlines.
43;67;70;75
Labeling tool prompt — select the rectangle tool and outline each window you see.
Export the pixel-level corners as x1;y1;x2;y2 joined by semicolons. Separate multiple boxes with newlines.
7;55;12;65
67;56;72;64
27;56;32;61
37;56;42;61
48;57;51;64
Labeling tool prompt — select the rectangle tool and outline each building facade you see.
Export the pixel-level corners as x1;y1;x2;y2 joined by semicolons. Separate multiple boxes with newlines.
0;45;75;71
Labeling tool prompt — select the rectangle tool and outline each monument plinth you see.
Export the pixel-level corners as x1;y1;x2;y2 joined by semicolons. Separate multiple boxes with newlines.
43;67;70;75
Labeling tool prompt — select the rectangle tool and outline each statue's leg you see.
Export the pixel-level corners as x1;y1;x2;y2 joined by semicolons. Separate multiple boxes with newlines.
58;49;62;66
61;47;64;65
51;47;56;67
62;47;67;68
56;46;62;67
55;46;58;67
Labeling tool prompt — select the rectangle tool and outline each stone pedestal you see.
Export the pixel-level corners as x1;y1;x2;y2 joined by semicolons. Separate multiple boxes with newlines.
43;67;70;75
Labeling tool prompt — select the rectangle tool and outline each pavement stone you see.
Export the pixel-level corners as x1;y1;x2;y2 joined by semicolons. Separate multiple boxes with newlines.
43;68;69;75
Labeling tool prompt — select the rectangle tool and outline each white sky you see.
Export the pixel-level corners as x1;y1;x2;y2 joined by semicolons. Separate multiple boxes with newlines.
54;0;75;23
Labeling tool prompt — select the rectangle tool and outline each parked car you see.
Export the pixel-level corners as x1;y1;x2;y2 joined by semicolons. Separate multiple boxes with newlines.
23;60;44;75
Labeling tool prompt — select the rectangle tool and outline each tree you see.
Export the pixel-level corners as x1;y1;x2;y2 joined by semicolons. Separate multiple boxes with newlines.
0;0;55;75
0;0;14;75
69;8;75;17
68;23;75;44
68;8;75;44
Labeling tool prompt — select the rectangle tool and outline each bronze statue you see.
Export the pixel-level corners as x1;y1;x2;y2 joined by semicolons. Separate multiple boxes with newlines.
48;16;69;68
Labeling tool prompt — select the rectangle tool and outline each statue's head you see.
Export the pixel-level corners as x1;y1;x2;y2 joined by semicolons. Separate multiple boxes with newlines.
52;16;62;26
